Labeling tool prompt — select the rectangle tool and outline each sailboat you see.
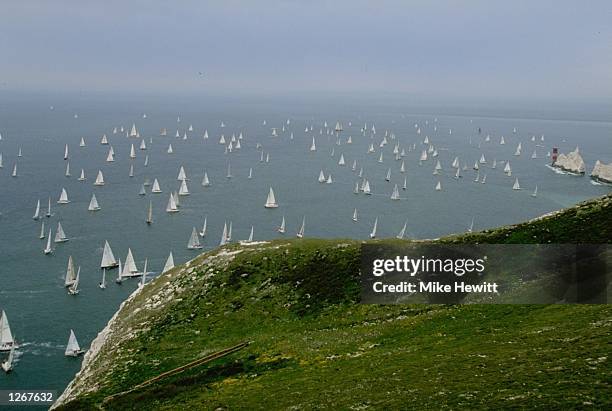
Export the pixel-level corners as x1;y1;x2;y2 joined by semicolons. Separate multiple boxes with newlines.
227;221;233;242
43;229;53;254
163;252;175;273
79;137;86;147
88;194;100;211
64;330;84;357
139;184;146;196
106;148;114;162
100;240;118;268
226;162;232;178
504;161;512;175
338;154;345;166
116;259;123;284
264;187;278;208
152;178;162;193
139;260;149;288
129;164;134;177
187;227;202;249
167;144;174;154
1;345;14;373
12;164;17;177
310;137;316;151
326;174;333;184
363;180;371;195
277;216;286;234
481;174;487;184
146;201;153;224
144;155;149;167
513;178;521;190
246;226;254;242
177;166;187;181
514;143;522;156
54;222;68;243
219;221;228;246
39;221;46;239
99;268;107;289
390;184;400;200
318;170;326;183
178;179;190;196
68;267;80;295
352;208;358;222
202;172;211;187
370;217;378;239
402;177;407;190
385;168;391;181
532;185;538;198
0;310;16;351
435;181;442;191
468;217;475;233
94;170;105;186
140;139;146;150
396;220;408;239
199;217;207;237
65;256;77;287
166;193;179;213
33;199;41;220
122;248;142;277
296;216;305;238
78;169;86;181
100;134;108;145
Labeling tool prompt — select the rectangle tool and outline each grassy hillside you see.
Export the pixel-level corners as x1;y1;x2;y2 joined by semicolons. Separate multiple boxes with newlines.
54;195;612;410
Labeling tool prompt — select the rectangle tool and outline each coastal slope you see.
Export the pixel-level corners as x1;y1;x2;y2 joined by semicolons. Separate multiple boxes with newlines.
54;194;612;410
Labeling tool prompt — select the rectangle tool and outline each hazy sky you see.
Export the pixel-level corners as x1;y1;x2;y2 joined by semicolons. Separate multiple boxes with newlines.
2;1;611;100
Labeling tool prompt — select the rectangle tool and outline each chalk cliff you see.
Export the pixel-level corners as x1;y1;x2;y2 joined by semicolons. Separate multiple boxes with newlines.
591;160;612;184
553;147;586;174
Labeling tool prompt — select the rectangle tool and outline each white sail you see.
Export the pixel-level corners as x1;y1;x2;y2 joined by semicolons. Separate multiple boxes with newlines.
247;226;254;242
130;123;138;137
363;180;371;195
435;181;442;191
166;192;179;213
390;184;400;200
187;227;202;249
39;221;45;239
101;240;118;268
122;248;140;276
0;310;15;350
1;345;14;372
504;161;512;174
318;170;326;183
99;268;106;289
513;178;521;190
248;167;253;179
55;222;68;242
144;154;149;167
79;137;85;147
139;184;147;195
44;229;53;254
146;201;153;224
479;154;486;164
33;199;40;220
162;252;175;273
296;216;305;238
100;134;108;144
402;177;407;190
338;154;345;166
178;179;190;196
202;172;211;187
310;137;316;151
12;163;17;177
226;162;232;178
264;187;278;208
152;178;162;193
370;217;378;238
352;208;358;222
78;169;86;181
129;164;134;177
88;193;100;211
532;185;538;197
140;139;146;150
65;256;77;287
167;144;174;154
94;170;105;186
385;168;391;181
219;221;228;246
106;148;114;162
65;329;82;356
177;166;187;181
278;216;286;233
64;144;69;160
396;220;408;239
46;197;52;216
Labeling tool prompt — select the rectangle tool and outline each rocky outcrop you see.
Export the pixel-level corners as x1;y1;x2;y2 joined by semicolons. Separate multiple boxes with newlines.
590;160;612;184
553;147;586;174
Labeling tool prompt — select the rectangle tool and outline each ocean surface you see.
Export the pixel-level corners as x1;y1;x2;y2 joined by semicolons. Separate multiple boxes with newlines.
0;93;611;399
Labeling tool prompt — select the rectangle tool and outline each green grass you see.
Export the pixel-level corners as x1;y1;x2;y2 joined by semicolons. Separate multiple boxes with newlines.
55;195;612;410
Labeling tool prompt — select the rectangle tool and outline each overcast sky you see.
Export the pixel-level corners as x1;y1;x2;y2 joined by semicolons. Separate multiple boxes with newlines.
2;1;611;100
